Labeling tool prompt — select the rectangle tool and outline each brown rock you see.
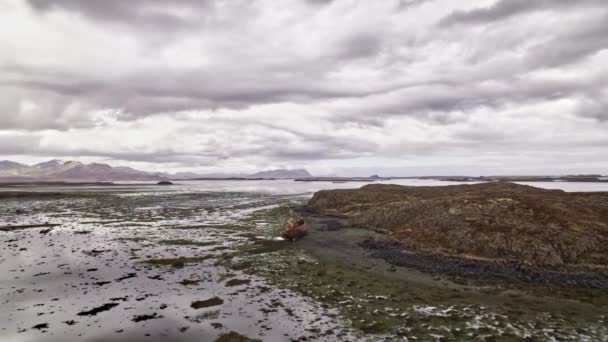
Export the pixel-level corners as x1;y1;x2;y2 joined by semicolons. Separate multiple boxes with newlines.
308;182;608;267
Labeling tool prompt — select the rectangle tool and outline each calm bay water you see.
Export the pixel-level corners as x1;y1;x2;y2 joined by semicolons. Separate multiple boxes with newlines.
3;178;608;195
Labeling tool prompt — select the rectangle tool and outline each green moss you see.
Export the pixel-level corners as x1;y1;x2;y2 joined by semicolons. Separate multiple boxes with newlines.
158;239;216;247
230;261;254;271
141;256;211;266
240;239;286;255
168;224;250;231
225;278;251;287
215;332;260;342
115;237;147;242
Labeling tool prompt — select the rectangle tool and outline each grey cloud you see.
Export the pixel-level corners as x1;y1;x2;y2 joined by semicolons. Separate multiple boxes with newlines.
27;0;216;30
0;134;42;154
305;0;334;4
1;60;402;125
576;97;608;121
213;120;379;161
0;84;100;131
525;14;608;68
13;145;222;166
2;0;608;174
440;0;606;26
333;32;384;60
330;69;608;125
3;1;400;129
5;123;375;166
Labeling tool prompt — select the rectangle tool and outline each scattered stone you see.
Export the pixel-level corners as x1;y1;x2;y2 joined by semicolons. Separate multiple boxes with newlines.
0;224;61;232
110;296;129;302
77;303;119;316
83;249;109;257
191;297;224;309
93;281;111;286
39;228;53;235
226;279;251;287
31;323;49;331
115;273;137;282
178;279;202;286
132;313;162;322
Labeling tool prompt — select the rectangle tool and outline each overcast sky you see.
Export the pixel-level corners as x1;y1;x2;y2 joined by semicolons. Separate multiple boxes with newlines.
1;0;607;176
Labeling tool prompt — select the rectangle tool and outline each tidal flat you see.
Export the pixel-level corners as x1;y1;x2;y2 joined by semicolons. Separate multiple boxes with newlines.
1;181;608;341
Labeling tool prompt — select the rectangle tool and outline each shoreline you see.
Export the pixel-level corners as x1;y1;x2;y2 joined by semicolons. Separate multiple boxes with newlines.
296;208;608;290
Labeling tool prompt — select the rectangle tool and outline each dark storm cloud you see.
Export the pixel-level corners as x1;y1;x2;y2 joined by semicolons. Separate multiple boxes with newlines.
440;0;606;26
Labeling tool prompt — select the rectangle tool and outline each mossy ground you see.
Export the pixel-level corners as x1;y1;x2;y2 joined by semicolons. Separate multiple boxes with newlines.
215;331;260;342
158;239;217;247
4;189;606;340
142;256;212;266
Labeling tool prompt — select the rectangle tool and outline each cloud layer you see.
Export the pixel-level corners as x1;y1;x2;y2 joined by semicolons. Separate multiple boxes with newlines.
1;0;607;175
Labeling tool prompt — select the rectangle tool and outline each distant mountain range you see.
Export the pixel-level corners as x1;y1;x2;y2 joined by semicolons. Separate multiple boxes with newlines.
0;160;312;181
171;168;311;180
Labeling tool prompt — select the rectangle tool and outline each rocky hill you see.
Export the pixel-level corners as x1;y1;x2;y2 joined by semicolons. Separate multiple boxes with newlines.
174;168;312;179
308;182;608;268
249;169;311;179
0;160;164;181
0;159;314;181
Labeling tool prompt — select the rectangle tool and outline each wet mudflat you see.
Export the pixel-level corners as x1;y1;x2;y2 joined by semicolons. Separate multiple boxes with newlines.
1;182;608;341
0;190;355;342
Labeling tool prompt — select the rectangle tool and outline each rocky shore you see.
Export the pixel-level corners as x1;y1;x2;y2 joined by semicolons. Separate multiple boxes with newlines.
304;182;608;288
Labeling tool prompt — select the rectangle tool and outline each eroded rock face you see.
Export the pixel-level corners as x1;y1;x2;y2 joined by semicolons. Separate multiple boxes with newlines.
308;182;608;267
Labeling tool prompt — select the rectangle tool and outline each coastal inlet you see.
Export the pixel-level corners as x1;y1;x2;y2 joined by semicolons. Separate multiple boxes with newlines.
1;181;608;341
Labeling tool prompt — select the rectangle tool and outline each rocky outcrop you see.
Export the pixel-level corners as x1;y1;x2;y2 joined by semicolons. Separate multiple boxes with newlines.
308;182;608;268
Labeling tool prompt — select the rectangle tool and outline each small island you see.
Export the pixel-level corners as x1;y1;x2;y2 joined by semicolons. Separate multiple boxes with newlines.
303;182;608;288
